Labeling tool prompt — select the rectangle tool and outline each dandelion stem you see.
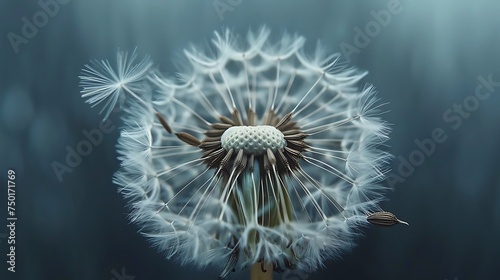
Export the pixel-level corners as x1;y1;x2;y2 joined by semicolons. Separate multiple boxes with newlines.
251;263;272;280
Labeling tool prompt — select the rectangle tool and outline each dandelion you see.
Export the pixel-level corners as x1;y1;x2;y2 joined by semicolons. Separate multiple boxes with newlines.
80;27;406;279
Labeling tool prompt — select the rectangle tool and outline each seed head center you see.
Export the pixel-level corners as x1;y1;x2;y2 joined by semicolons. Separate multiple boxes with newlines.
221;125;286;155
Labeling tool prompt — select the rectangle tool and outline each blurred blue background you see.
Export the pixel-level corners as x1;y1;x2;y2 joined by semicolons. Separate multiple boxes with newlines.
1;0;499;279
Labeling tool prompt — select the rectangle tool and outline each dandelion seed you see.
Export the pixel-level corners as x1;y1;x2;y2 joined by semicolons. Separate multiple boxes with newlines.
367;211;409;226
80;27;405;279
79;48;153;120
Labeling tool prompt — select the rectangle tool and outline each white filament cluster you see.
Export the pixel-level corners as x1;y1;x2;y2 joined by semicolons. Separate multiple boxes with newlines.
81;27;392;275
221;125;286;155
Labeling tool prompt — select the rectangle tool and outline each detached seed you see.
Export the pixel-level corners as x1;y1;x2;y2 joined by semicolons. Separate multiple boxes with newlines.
367;211;409;227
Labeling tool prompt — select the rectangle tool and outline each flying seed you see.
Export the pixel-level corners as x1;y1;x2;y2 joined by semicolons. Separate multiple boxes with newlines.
367;211;409;226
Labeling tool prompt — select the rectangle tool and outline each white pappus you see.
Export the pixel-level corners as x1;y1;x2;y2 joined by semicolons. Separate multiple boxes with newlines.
79;27;407;278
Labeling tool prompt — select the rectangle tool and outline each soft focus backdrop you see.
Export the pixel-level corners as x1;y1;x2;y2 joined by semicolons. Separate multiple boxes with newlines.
1;0;499;279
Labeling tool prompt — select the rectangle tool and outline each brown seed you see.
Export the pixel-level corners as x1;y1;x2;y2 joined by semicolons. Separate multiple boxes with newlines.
211;123;233;130
219;247;239;279
219;115;235;125
367;211;409;227
175;132;201;147
155;112;172;134
275;112;293;130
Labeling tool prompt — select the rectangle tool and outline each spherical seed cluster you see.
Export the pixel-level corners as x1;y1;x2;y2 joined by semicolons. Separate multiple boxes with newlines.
79;27;395;278
221;125;286;155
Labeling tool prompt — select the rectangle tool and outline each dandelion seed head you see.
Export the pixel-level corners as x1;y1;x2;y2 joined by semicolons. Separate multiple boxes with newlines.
81;27;396;277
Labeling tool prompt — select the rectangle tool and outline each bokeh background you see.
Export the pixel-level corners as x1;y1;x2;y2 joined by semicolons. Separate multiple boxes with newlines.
1;0;499;279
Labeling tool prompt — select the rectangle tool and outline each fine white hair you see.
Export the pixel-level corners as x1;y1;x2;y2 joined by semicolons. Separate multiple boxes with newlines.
80;27;392;277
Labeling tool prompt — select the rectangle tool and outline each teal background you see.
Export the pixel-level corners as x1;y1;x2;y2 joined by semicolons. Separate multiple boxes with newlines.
1;0;499;279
